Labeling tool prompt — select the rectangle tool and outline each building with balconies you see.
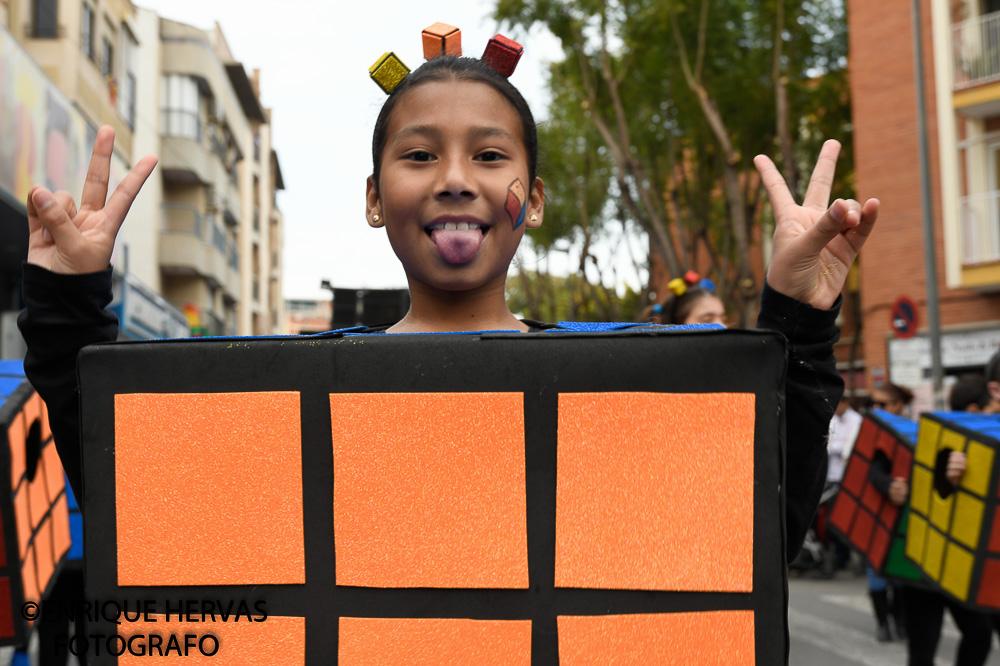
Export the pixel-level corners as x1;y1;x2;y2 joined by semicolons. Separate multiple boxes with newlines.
849;0;1000;409
126;13;285;337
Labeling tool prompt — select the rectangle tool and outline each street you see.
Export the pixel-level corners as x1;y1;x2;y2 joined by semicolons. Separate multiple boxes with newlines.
789;571;1000;665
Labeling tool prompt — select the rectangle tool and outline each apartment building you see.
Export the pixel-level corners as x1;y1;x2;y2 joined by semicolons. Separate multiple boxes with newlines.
0;1;285;339
849;0;1000;407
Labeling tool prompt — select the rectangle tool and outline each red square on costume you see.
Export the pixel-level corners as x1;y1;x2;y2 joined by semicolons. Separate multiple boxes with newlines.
876;431;896;459
854;420;878;459
861;483;884;514
331;393;528;589
989;511;1000;554
869;525;891;569
975;559;1000;609
0;578;12;638
115;392;305;586
842;457;870;497
829;492;859;534
891;445;913;480
555;392;755;592
879;500;899;527
851;509;875;552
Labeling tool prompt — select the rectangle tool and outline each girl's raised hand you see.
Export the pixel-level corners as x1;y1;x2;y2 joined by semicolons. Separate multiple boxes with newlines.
754;140;879;311
26;125;158;274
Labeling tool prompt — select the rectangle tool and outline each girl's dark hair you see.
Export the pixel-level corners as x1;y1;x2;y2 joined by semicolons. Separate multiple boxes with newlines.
661;287;714;325
948;373;990;412
370;56;538;191
880;382;914;407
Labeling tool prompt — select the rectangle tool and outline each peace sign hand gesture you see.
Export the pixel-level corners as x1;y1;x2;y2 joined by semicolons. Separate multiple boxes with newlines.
26;125;158;274
754;140;880;311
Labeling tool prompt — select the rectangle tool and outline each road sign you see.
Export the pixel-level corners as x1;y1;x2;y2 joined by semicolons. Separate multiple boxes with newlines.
891;296;919;339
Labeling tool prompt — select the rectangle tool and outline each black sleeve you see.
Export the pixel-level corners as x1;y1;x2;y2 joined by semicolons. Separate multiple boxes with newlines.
756;282;844;563
16;263;119;500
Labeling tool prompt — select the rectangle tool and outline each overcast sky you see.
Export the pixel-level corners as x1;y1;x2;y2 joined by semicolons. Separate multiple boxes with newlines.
136;1;565;300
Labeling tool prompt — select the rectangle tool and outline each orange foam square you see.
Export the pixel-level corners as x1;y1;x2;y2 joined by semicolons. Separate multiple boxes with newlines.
557;611;755;665
39;395;51;443
7;413;24;490
332;392;528;588
51;495;70;562
555;392;754;591
21;543;37;606
28;470;50;528
13;493;29;559
33;518;53;595
41;440;65;504
115;392;305;586
119;615;305;665
339;617;531;666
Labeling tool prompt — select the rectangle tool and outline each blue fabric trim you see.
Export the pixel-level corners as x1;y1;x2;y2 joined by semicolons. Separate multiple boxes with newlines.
546;322;724;333
0;376;24;399
0;359;24;376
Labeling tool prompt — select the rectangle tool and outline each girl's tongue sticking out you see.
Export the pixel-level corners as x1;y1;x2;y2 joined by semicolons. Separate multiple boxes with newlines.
429;224;485;264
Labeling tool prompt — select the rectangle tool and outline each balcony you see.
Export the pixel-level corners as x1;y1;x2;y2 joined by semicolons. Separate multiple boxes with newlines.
953;12;1000;116
960;191;1000;265
159;202;230;290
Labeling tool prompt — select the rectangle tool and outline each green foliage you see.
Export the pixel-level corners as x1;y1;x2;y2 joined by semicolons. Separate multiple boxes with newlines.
495;0;853;323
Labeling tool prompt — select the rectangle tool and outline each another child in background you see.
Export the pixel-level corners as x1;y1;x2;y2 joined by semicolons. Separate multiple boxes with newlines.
653;273;728;326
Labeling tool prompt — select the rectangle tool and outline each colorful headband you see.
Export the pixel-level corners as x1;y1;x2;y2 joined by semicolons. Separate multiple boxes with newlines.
369;24;524;94
666;271;715;298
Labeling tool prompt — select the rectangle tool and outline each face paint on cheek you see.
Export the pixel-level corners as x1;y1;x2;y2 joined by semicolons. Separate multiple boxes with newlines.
505;178;527;230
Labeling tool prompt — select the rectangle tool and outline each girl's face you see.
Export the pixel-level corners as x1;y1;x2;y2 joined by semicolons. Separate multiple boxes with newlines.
366;79;544;294
683;295;727;326
872;389;904;415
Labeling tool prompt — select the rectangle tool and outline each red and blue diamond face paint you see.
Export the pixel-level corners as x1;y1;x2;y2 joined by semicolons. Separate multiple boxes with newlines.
505;178;527;230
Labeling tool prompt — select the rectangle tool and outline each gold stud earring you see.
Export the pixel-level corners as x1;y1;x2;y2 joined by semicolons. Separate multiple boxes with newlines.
373;214;380;223
529;214;538;222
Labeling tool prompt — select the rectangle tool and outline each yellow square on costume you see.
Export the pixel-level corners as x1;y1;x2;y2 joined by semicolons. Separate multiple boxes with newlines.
941;542;975;601
906;513;928;564
941;429;968;455
911;466;934;516
929;489;955;532
960;440;995;498
916;419;941;467
925;528;947;581
952;492;985;550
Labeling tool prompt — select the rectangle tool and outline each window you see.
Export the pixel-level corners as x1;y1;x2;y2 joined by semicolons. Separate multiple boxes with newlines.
120;25;138;128
32;0;58;38
101;18;115;78
160;75;202;141
81;2;94;60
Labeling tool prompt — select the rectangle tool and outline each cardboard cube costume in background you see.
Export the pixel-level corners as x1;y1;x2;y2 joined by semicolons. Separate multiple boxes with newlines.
0;360;72;647
905;412;1000;611
80;328;790;664
827;410;923;582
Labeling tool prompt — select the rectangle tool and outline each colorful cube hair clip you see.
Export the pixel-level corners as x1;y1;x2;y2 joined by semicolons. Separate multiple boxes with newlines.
423;22;462;60
482;34;523;78
369;52;410;94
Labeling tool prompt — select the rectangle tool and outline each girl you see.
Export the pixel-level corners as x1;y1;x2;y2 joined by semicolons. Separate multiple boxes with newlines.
18;53;879;566
655;274;728;326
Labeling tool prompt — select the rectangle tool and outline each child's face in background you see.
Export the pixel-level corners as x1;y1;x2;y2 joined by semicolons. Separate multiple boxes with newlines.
683;295;727;326
367;79;544;294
